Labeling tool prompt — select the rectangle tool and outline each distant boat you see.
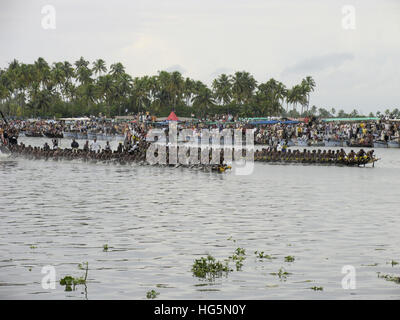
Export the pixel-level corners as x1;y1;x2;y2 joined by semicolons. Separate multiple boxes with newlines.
324;139;343;147
309;140;325;147
76;132;87;140
295;139;309;147
25;132;43;137
346;141;373;148
387;140;400;148
373;140;388;148
63;131;77;139
44;132;63;139
87;132;97;140
114;135;125;142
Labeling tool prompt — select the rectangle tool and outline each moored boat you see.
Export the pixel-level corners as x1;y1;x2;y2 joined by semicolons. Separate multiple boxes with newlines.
87;132;97;140
324;139;343;147
373;140;388;148
44;132;64;139
25;131;43;137
63;131;75;139
76;132;88;140
387;140;400;148
295;139;308;147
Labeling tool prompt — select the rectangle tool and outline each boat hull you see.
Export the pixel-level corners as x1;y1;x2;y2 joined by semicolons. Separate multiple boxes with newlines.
324;140;343;147
388;141;400;148
373;141;388;148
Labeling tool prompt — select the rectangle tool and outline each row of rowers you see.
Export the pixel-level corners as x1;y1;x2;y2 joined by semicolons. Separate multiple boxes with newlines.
254;148;376;163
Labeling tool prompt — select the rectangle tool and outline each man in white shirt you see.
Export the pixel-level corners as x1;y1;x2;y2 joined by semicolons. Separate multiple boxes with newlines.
90;138;101;152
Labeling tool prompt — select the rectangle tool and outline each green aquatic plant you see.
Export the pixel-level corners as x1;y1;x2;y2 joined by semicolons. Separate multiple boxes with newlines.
192;255;232;280
377;272;400;284
60;262;88;291
389;260;399;267
227;236;236;243
310;286;323;291
29;245;37;249
270;267;291;281
103;244;109;252
146;289;160;299
284;256;295;263
254;251;274;260
229;248;246;271
235;247;246;256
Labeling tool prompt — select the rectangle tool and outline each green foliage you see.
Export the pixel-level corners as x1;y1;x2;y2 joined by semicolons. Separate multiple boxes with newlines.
389;260;398;266
270;267;292;281
60;262;88;291
0;57;320;118
192;255;232;280
310;286;323;291
254;251;273;259
229;248;246;271
284;256;295;263
103;244;109;252
377;272;400;284
146;289;160;299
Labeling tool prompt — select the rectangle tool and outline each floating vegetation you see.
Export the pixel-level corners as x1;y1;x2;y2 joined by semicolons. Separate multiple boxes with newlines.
229;248;246;271
389;260;399;267
29;245;37;249
284;256;295;263
361;263;379;267
192;255;232;280
103;244;109;252
60;262;88;292
270;267;292;281
310;286;323;291
146;289;160;299
254;251;273;259
377;272;400;284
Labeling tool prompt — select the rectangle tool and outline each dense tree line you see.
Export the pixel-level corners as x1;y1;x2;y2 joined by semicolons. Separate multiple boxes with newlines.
0;57;397;119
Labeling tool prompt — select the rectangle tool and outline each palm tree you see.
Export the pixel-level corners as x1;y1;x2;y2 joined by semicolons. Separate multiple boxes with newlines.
301;76;316;113
212;74;232;106
109;62;125;78
74;57;90;71
191;87;215;118
92;59;107;78
169;71;184;108
231;71;257;105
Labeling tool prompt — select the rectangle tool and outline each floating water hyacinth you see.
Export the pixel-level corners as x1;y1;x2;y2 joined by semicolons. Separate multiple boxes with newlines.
60;262;88;291
192;255;232;280
146;289;160;299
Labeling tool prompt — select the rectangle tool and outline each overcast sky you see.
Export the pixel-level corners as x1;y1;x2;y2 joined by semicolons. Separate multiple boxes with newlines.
1;0;399;113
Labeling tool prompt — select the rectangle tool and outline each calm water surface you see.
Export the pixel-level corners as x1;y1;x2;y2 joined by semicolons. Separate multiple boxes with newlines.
0;137;399;299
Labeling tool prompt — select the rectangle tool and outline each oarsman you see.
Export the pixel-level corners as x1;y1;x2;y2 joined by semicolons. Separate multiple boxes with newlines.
83;140;89;152
71;139;79;151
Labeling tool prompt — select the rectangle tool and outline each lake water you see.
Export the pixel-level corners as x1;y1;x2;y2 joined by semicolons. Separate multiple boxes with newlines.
0;137;399;299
